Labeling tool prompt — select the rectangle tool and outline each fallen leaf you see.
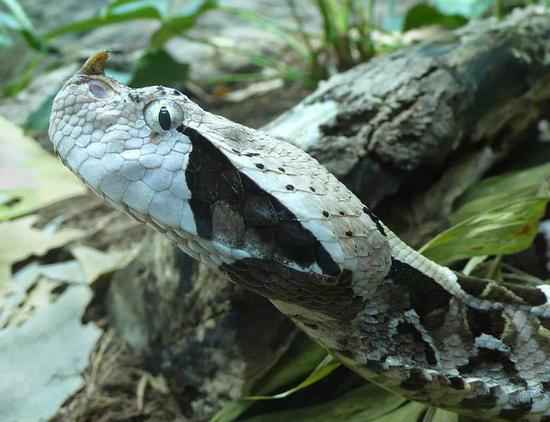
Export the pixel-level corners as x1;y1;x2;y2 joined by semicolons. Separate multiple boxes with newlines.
71;245;137;284
0;285;101;421
0;116;85;221
0;215;83;289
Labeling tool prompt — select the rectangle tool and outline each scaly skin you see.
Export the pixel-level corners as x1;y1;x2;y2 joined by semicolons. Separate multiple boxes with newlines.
49;52;550;421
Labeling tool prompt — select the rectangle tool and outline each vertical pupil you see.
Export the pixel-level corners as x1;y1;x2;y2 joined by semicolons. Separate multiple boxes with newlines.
158;106;172;130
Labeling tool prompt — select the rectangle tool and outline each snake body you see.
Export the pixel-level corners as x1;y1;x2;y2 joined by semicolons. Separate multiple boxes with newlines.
49;53;550;421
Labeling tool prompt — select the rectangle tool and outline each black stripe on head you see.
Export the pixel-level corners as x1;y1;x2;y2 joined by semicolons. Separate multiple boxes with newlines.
179;125;340;276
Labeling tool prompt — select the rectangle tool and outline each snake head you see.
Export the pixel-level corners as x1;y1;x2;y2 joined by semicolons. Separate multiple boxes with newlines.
49;52;391;294
48;52;204;225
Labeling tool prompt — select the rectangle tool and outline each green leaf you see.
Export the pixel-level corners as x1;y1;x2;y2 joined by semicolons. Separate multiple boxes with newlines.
404;4;467;31
452;163;550;226
44;0;168;39
315;0;351;38
129;48;189;88
211;336;327;422
422;198;548;264
1;0;32;31
20;28;43;51
421;164;550;264
2;55;41;96
455;163;550;209
239;384;408;422
246;353;341;400
431;408;459;422
107;0;169;18
1;0;47;51
150;0;219;48
372;401;427;422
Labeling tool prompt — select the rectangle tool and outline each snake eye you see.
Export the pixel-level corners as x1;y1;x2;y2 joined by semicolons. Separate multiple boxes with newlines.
144;100;184;133
158;106;171;130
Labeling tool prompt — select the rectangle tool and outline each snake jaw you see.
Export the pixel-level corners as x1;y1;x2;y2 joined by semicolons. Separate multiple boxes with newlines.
78;51;110;76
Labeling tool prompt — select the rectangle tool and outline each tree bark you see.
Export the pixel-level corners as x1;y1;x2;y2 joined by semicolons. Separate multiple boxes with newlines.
104;6;550;420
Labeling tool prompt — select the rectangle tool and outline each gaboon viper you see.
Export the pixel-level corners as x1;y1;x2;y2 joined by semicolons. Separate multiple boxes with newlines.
49;52;550;421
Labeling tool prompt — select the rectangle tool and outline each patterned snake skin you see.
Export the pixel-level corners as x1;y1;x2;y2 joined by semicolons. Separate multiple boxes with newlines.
49;53;550;421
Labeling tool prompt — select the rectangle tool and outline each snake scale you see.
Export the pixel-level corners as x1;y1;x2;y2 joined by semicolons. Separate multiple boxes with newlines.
48;52;550;421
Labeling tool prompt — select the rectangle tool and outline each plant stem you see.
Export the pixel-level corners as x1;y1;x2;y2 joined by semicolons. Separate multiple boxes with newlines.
287;0;326;86
486;255;502;280
494;0;504;20
287;0;315;54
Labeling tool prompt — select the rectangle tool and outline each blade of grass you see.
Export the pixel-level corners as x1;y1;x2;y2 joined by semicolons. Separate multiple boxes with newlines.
150;0;218;47
1;0;32;30
421;198;549;264
44;0;166;39
246;353;340;400
240;384;410;422
421;164;550;264
211;336;328;422
1;0;46;51
222;6;310;60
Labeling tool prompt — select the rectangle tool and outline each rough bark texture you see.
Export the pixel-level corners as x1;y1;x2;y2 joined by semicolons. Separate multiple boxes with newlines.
108;233;296;419
105;6;550;420
266;7;550;244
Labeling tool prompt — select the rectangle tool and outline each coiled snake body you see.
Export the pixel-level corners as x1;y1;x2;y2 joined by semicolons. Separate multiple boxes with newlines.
49;53;550;421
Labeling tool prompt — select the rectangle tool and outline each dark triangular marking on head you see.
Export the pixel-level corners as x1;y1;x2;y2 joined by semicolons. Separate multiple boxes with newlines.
179;125;340;275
